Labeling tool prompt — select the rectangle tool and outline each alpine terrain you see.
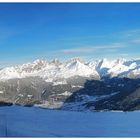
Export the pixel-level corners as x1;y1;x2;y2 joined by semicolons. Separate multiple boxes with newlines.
1;57;140;111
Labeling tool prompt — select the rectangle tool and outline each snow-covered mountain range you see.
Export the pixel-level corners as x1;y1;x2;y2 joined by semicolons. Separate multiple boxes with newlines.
0;57;140;81
1;57;140;111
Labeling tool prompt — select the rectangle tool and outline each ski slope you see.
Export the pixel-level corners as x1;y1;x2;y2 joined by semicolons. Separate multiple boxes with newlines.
0;105;140;137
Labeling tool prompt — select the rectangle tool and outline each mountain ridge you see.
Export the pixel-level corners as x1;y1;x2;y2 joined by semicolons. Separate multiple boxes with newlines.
0;58;140;81
1;57;140;111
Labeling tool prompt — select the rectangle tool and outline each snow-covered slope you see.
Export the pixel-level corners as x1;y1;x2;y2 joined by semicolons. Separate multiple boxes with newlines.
1;58;140;82
1;105;140;137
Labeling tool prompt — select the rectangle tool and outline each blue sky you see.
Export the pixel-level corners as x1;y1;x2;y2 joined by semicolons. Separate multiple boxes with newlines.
1;3;140;66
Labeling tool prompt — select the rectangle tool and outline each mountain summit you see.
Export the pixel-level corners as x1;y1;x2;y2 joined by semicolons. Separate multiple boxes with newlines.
0;58;140;81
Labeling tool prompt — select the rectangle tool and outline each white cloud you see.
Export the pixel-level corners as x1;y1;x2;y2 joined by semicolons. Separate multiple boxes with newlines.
120;53;129;56
60;43;125;54
61;47;94;53
131;39;140;44
121;29;140;37
105;49;118;53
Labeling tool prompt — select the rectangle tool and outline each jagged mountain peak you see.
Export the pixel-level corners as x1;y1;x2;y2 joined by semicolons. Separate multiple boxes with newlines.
65;57;87;69
33;59;48;65
50;58;62;66
18;59;48;72
68;57;85;64
1;57;140;81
